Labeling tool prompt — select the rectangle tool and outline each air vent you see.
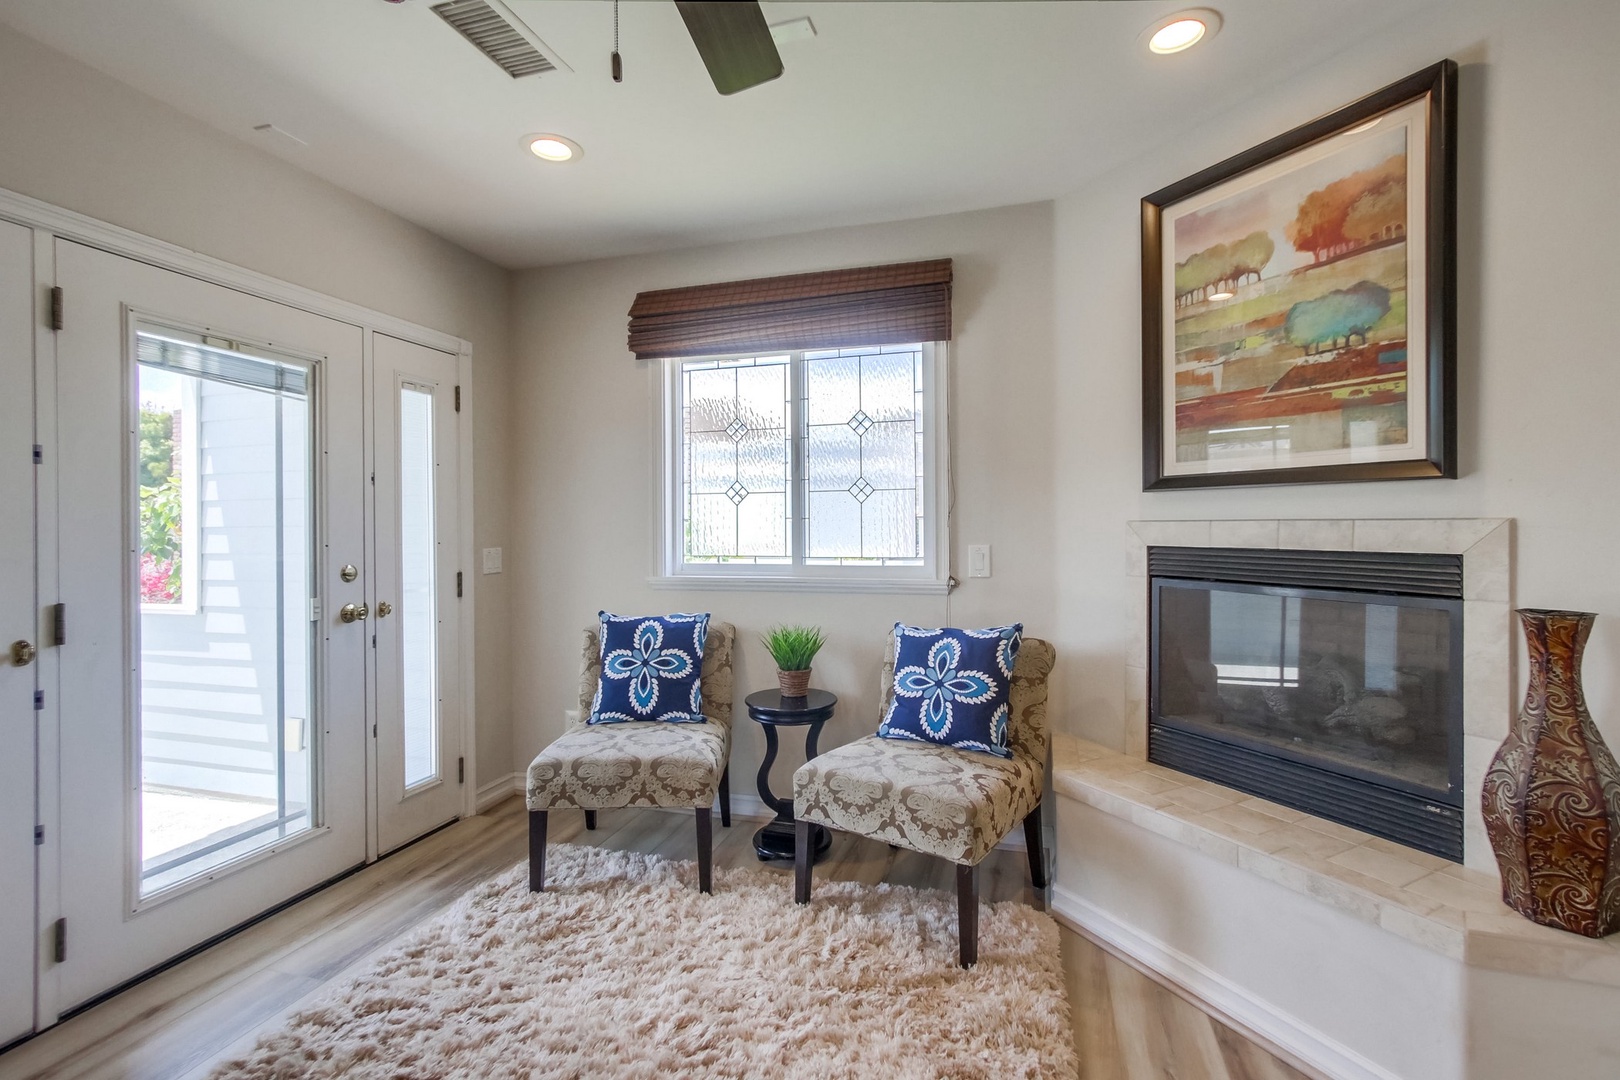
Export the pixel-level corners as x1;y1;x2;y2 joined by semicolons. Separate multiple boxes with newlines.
431;0;565;79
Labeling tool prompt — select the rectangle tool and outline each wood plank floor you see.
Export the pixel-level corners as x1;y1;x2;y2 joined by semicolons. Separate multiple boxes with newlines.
1;798;1310;1080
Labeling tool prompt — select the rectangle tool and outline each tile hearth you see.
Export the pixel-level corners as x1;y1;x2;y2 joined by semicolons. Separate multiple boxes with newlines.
1054;733;1620;988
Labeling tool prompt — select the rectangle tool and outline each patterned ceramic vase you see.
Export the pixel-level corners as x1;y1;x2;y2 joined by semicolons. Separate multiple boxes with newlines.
777;668;811;697
1482;609;1620;938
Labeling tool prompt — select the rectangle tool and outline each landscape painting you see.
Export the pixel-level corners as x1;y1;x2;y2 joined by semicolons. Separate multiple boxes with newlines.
1141;63;1456;488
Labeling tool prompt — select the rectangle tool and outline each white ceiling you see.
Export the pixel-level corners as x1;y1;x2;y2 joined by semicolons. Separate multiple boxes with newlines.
0;0;1438;269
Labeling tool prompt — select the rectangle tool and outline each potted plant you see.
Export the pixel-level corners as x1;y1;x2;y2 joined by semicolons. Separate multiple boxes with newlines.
762;625;825;698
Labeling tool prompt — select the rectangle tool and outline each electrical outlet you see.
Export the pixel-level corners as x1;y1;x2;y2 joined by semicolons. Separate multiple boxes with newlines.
968;544;992;578
564;709;580;726
482;547;503;574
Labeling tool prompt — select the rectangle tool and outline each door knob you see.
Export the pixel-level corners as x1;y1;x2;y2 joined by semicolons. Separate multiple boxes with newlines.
9;640;35;666
339;602;369;624
376;601;393;618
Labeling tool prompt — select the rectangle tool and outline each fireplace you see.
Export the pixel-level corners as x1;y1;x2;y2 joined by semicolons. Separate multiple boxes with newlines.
1148;546;1465;860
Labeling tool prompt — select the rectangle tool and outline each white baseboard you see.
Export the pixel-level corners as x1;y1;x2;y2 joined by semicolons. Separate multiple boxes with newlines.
1049;885;1401;1080
475;772;523;812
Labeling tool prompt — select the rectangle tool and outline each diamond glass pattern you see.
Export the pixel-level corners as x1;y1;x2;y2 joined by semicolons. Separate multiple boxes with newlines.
681;355;790;563
804;345;925;565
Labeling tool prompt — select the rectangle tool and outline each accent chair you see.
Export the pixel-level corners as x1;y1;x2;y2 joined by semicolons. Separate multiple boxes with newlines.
526;620;735;893
791;630;1056;966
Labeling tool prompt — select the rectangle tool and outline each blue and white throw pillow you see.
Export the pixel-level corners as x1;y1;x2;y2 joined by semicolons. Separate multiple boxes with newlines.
876;623;1023;757
588;612;710;725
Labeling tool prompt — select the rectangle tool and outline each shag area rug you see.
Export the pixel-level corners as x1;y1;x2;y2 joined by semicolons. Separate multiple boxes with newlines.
212;843;1076;1079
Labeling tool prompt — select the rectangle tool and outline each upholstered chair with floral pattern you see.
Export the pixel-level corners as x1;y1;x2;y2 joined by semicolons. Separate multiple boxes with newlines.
526;621;735;893
791;630;1055;967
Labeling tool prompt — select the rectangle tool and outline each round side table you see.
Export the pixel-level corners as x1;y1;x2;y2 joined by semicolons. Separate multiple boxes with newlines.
744;688;837;863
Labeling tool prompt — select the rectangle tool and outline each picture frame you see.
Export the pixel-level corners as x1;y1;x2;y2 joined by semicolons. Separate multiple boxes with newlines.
1142;60;1457;490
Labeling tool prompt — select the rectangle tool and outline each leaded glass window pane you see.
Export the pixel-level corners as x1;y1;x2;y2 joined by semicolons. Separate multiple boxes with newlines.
676;343;929;573
681;355;790;563
803;344;924;565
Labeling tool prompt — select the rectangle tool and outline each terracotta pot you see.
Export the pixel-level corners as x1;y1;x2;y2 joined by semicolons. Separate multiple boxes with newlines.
777;668;811;698
1482;609;1620;937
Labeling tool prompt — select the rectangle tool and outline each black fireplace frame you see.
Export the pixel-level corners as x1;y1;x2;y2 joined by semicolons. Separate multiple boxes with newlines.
1147;546;1466;861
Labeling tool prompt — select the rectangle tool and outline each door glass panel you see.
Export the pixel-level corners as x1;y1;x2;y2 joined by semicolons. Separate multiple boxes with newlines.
400;384;439;788
136;328;315;897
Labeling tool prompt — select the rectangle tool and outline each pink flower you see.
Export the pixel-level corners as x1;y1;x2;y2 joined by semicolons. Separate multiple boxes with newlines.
140;553;178;604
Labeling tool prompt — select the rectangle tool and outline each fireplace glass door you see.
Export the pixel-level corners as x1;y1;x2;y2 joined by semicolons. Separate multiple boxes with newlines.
1153;580;1462;801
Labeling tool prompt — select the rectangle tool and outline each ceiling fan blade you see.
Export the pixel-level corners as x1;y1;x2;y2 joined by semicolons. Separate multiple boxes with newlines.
675;1;783;96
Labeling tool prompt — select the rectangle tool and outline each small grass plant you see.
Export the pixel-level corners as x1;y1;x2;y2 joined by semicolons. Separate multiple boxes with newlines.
762;625;826;672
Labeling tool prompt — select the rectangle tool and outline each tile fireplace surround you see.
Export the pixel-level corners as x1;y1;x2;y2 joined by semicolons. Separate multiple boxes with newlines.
1049;519;1620;1080
1125;517;1510;875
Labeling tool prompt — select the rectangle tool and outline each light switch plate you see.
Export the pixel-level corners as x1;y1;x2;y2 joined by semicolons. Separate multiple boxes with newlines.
482;547;502;574
968;544;991;578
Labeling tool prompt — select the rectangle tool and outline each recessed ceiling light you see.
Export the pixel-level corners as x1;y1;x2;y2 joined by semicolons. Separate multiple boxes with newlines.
1145;9;1222;55
523;133;581;163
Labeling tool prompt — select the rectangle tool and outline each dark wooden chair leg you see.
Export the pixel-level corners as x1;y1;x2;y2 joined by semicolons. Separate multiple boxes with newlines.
794;819;813;904
584;809;597;831
957;861;979;969
696;807;713;894
528;810;548;892
719;766;731;828
1023;803;1047;890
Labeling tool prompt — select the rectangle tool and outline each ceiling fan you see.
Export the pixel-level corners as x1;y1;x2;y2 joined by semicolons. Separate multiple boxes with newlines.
670;2;784;95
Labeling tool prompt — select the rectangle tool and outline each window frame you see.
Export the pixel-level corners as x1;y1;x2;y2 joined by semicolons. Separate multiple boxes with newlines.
656;342;950;593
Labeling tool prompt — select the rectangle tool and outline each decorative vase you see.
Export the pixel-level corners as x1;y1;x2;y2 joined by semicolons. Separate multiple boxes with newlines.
777;668;811;697
1482;609;1620;938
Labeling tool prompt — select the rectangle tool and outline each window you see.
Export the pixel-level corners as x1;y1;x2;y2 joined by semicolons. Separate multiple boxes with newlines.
134;325;317;898
660;341;948;591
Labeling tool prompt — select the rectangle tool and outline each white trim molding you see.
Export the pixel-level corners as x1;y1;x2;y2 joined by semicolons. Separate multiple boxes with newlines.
1051;886;1398;1080
476;772;524;813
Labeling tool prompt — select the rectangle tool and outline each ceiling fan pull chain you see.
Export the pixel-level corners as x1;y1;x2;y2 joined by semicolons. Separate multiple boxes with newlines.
611;0;623;83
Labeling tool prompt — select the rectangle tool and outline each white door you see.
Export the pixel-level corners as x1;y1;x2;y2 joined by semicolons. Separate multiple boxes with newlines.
51;241;369;1009
372;334;463;853
0;220;38;1044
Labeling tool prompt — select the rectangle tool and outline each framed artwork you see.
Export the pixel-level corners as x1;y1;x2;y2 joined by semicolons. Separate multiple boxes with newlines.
1142;61;1457;489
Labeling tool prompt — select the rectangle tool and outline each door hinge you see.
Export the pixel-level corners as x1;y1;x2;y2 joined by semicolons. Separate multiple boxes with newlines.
49;287;63;332
32;444;42;465
33;825;44;846
51;603;67;646
34;690;44;711
454;385;461;412
456;571;463;598
52;918;66;963
458;757;465;784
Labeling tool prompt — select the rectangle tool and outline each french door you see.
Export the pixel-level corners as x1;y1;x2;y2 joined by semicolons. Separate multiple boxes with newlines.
51;240;371;1008
0;220;38;1046
372;334;463;854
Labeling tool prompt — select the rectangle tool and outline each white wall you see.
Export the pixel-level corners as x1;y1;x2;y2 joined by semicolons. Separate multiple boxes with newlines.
1051;0;1620;755
0;23;515;785
508;202;1056;790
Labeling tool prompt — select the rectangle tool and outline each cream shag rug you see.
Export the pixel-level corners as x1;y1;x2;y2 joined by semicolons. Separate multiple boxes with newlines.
212;843;1076;1079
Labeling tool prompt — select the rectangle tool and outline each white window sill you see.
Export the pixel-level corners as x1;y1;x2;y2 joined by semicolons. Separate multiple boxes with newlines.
648;574;952;595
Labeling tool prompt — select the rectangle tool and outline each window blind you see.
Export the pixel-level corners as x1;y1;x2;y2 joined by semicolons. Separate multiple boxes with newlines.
626;258;952;360
136;332;308;397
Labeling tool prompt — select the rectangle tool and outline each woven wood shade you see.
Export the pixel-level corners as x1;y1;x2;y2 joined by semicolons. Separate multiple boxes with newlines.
627;259;952;360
